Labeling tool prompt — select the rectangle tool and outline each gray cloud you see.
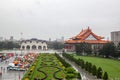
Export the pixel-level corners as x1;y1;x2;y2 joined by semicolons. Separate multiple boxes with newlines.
0;0;120;40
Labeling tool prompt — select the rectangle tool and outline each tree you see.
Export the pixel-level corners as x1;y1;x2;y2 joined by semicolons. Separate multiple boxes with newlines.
77;73;81;79
65;74;75;79
0;42;4;49
116;42;120;50
97;67;103;79
0;41;20;50
65;67;77;79
92;65;97;76
99;42;116;58
76;59;82;66
65;67;75;73
84;43;92;55
48;41;65;49
85;62;89;71
81;60;85;69
88;63;92;73
75;44;83;54
116;43;120;58
103;72;108;80
75;42;92;55
7;41;14;49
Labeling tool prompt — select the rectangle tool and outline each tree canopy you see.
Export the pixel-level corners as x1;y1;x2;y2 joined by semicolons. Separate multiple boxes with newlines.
0;41;20;50
99;42;120;58
75;42;92;55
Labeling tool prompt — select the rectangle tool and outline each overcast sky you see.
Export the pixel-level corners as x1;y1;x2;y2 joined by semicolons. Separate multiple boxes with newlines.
0;0;120;40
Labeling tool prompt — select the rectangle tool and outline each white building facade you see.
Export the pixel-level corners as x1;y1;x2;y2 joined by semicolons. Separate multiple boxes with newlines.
111;31;120;45
20;38;48;50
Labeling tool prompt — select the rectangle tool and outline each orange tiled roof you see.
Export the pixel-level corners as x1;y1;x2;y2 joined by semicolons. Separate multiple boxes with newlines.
65;27;109;44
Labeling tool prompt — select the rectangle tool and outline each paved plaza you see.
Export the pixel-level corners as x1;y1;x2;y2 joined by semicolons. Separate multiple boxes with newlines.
0;50;96;80
0;50;58;80
0;57;25;80
59;54;96;80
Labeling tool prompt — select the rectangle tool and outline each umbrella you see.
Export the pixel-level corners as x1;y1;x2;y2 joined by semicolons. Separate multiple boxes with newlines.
8;63;15;67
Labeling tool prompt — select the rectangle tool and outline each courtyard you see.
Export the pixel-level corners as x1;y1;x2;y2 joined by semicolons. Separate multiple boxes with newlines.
0;56;25;80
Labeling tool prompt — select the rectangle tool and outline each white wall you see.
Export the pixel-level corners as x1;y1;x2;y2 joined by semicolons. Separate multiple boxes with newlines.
20;40;48;50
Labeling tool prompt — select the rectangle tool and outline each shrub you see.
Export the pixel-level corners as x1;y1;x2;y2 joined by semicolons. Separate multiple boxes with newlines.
24;77;29;80
103;72;108;80
92;65;97;76
76;59;81;66
65;67;75;74
85;62;89;71
65;74;75;79
97;67;103;79
81;60;85;69
88;63;92;73
28;73;31;76
55;53;71;68
77;73;81;79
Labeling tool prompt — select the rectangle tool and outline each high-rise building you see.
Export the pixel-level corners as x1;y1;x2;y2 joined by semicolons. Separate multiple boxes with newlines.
111;31;120;45
0;37;3;41
61;36;64;41
10;36;14;41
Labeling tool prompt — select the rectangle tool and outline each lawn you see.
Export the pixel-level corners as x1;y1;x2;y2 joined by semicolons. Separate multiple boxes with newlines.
74;55;120;79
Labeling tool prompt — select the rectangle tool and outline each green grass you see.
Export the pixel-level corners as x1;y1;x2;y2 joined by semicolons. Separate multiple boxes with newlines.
74;55;120;79
22;54;66;80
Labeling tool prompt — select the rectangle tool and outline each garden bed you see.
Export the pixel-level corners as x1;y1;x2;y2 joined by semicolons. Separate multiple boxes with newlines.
22;53;80;80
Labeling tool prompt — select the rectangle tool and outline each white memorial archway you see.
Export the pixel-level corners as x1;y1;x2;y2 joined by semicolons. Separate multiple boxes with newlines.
20;38;48;50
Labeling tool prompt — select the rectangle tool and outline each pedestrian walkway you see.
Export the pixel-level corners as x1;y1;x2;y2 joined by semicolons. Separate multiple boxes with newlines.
59;54;97;80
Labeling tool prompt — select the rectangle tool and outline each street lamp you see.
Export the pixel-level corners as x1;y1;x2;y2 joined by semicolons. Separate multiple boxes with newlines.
13;48;16;57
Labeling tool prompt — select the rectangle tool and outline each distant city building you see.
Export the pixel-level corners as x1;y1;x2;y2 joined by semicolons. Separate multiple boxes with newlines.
20;38;48;50
56;37;64;42
61;36;64;41
10;36;14;41
111;31;120;45
49;38;51;42
65;27;109;52
0;37;3;41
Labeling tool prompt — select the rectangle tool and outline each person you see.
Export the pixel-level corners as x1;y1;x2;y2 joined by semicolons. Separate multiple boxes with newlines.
0;71;2;75
5;61;7;64
1;67;2;70
3;67;5;71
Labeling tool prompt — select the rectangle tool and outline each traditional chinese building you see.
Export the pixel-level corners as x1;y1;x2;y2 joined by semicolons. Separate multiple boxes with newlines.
65;27;109;52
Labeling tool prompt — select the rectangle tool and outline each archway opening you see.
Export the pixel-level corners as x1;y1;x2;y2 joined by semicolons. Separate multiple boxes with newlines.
22;46;25;50
38;46;42;50
32;45;36;50
26;45;30;50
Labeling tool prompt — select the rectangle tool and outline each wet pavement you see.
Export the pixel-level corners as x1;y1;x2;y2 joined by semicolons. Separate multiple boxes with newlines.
0;50;97;80
0;50;58;80
0;57;25;80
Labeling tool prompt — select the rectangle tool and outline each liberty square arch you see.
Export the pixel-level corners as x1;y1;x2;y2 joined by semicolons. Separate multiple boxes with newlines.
20;38;48;50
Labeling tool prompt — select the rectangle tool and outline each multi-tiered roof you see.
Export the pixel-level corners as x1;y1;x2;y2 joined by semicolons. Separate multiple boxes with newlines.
65;27;109;44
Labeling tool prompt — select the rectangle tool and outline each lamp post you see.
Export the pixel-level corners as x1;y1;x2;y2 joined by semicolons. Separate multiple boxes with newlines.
14;48;16;57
